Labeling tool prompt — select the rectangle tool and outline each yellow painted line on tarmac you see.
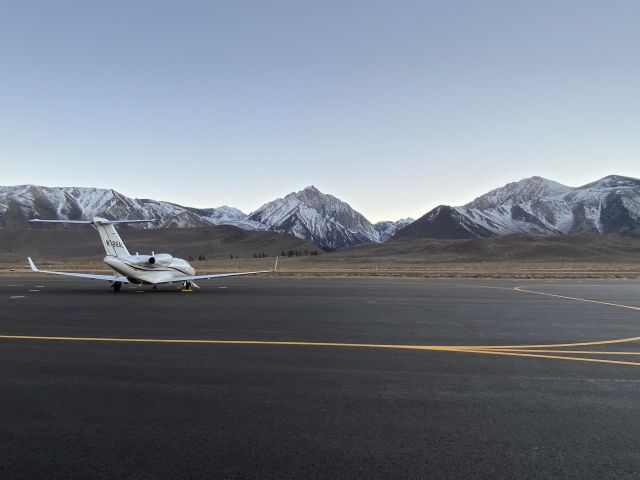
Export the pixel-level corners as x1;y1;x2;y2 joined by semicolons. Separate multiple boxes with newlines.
468;349;640;356
1;334;637;366
0;334;476;351
462;335;640;350
469;286;640;351
2;283;640;367
3;333;632;354
462;349;640;367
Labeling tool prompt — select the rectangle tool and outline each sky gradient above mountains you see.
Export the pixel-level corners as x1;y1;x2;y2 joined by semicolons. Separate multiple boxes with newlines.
1;1;639;221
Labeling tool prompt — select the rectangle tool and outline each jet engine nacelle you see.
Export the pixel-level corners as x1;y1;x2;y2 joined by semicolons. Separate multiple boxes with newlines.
148;253;173;266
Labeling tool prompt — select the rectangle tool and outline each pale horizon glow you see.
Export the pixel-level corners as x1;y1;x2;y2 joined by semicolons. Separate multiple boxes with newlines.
1;1;639;222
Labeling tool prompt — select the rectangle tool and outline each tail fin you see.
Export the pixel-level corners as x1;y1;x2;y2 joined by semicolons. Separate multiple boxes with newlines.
94;220;131;257
92;218;155;257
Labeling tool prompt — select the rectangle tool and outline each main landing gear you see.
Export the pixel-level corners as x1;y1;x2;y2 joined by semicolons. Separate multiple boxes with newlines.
112;281;122;293
181;281;193;293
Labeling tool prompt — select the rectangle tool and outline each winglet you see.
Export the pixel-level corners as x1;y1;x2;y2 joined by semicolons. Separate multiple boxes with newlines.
274;256;279;272
27;257;38;272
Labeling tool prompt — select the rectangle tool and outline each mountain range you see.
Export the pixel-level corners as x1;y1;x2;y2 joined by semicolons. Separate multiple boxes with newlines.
396;175;640;240
0;184;411;249
1;175;639;250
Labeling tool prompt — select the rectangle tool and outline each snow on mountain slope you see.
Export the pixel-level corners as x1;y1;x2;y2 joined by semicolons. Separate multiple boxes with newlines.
248;186;380;250
396;175;640;240
176;205;264;230
0;185;260;230
457;176;572;235
0;184;379;249
563;175;640;233
374;218;415;242
5;175;638;248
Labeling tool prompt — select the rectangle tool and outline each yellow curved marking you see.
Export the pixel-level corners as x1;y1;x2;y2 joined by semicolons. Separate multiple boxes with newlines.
463;349;640;367
466;349;640;355
472;285;640;351
463;335;640;350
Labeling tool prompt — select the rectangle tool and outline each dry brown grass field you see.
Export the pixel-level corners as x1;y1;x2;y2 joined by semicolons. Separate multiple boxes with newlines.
3;258;640;279
2;228;640;278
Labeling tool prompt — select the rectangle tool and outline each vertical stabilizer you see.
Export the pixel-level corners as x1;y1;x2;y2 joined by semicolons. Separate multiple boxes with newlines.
94;217;131;257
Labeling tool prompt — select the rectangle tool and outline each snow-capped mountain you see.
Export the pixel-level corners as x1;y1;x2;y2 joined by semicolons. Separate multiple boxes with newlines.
0;184;395;249
248;186;380;249
0;185;263;230
374;218;415;242
4;175;638;248
396;175;640;239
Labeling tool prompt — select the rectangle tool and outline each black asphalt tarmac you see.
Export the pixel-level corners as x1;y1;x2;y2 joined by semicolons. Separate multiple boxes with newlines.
1;276;640;479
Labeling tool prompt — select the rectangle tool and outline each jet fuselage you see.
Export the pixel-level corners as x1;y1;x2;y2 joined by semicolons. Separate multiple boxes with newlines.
104;254;196;285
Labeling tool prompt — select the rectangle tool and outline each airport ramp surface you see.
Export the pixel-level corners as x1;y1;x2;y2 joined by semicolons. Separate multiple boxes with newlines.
1;277;640;479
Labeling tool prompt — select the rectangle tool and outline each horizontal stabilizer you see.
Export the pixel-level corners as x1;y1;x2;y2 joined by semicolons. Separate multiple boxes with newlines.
96;219;156;225
30;219;92;224
30;218;155;225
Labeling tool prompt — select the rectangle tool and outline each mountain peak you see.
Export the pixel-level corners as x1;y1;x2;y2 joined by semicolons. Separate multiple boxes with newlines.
465;176;571;210
249;186;378;249
283;185;325;201
399;174;640;240
579;175;640;189
290;185;329;203
510;176;570;192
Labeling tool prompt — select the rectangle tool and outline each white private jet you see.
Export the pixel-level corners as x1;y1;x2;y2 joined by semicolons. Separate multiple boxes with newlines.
27;217;277;292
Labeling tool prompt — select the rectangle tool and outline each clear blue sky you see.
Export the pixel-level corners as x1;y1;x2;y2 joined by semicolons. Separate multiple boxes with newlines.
1;0;639;222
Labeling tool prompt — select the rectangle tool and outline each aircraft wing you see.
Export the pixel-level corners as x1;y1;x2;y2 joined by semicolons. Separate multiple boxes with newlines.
171;257;278;283
171;270;273;282
27;257;129;283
